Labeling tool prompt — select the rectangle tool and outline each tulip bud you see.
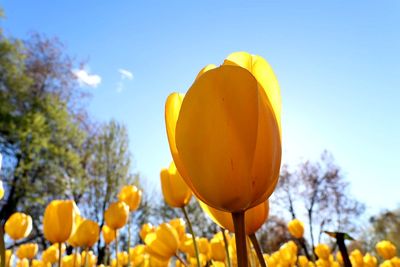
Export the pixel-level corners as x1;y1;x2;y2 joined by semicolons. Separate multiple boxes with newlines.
376;240;397;260
16;243;38;260
74;219;100;248
43;200;80;243
287;219;304;239
42;243;65;264
140;223;155;242
118;185;142;212
144;223;179;261
364;253;378;267
315;244;331;260
102;225;116;245
5;212;32;241
168;218;186;242
160;162;192;208
104;201;129;230
350;249;364;267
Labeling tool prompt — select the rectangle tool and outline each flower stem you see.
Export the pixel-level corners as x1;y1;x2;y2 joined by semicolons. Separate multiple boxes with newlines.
0;223;5;267
175;253;188;267
58;243;62;267
220;227;232;267
249;233;266;267
181;206;201;267
232;211;248;267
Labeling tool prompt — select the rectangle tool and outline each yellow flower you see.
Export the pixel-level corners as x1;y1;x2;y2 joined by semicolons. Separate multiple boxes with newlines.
74;219;100;248
5;249;15;267
364;253;378;267
102;225;116;245
16;243;38;260
118;185;142;212
287;219;304;239
168;218;186;242
210;236;226;261
160;162;192;208
140;223;155;242
299;255;309;267
43;200;80;243
376;241;397;260
350;249;364;267
16;259;29;267
199;199;269;234
61;254;81;267
315;244;331;261
42;243;65;264
144;223;179;261
5;212;32;241
165;51;281;212
104;201;129;230
0;180;4;200
129;245;148;267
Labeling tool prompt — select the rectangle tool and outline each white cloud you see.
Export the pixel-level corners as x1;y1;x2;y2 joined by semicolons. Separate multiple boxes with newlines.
73;69;102;88
116;68;134;93
118;69;133;80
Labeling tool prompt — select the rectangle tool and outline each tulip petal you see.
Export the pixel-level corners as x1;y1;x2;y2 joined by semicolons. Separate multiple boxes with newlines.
176;65;260;212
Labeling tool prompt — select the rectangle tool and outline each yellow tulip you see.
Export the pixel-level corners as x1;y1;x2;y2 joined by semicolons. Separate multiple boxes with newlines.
391;257;400;267
5;212;32;241
115;251;128;266
350;249;364;267
210;237;226;261
118;185;142;212
144;223;179;261
129;245;148;267
199;199;269;234
298;255;309;267
149;256;169;267
81;250;97;267
287;219;304;239
61;254;81;267
16;259;29;267
43;200;80;243
166;51;281;212
376;241;397;260
67;214;84;247
16;243;38;260
73;219;100;248
31;260;50;267
160;162;192;208
140;223;155;242
104;201;129;230
168;218;186;242
315;244;330;261
6;249;15;267
42;243;65;264
364;253;378;267
102;225;116;245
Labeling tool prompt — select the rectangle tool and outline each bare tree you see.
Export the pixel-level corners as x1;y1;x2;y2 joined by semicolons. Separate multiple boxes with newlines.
272;151;365;256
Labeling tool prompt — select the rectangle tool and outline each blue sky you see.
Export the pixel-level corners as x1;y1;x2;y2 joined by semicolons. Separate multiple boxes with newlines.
2;1;399;216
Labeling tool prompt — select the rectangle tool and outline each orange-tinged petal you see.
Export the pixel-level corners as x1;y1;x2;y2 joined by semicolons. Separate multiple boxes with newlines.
224;51;281;136
160;162;192;208
176;64;281;212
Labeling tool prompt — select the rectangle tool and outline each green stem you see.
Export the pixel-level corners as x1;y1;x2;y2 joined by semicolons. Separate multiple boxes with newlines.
181;206;201;267
115;231;119;267
58;243;62;267
249;233;266;267
84;247;89;267
0;223;5;267
232;211;248;267
220;227;232;267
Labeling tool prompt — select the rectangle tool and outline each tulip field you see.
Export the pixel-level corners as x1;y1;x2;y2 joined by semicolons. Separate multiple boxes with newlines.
0;51;398;267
